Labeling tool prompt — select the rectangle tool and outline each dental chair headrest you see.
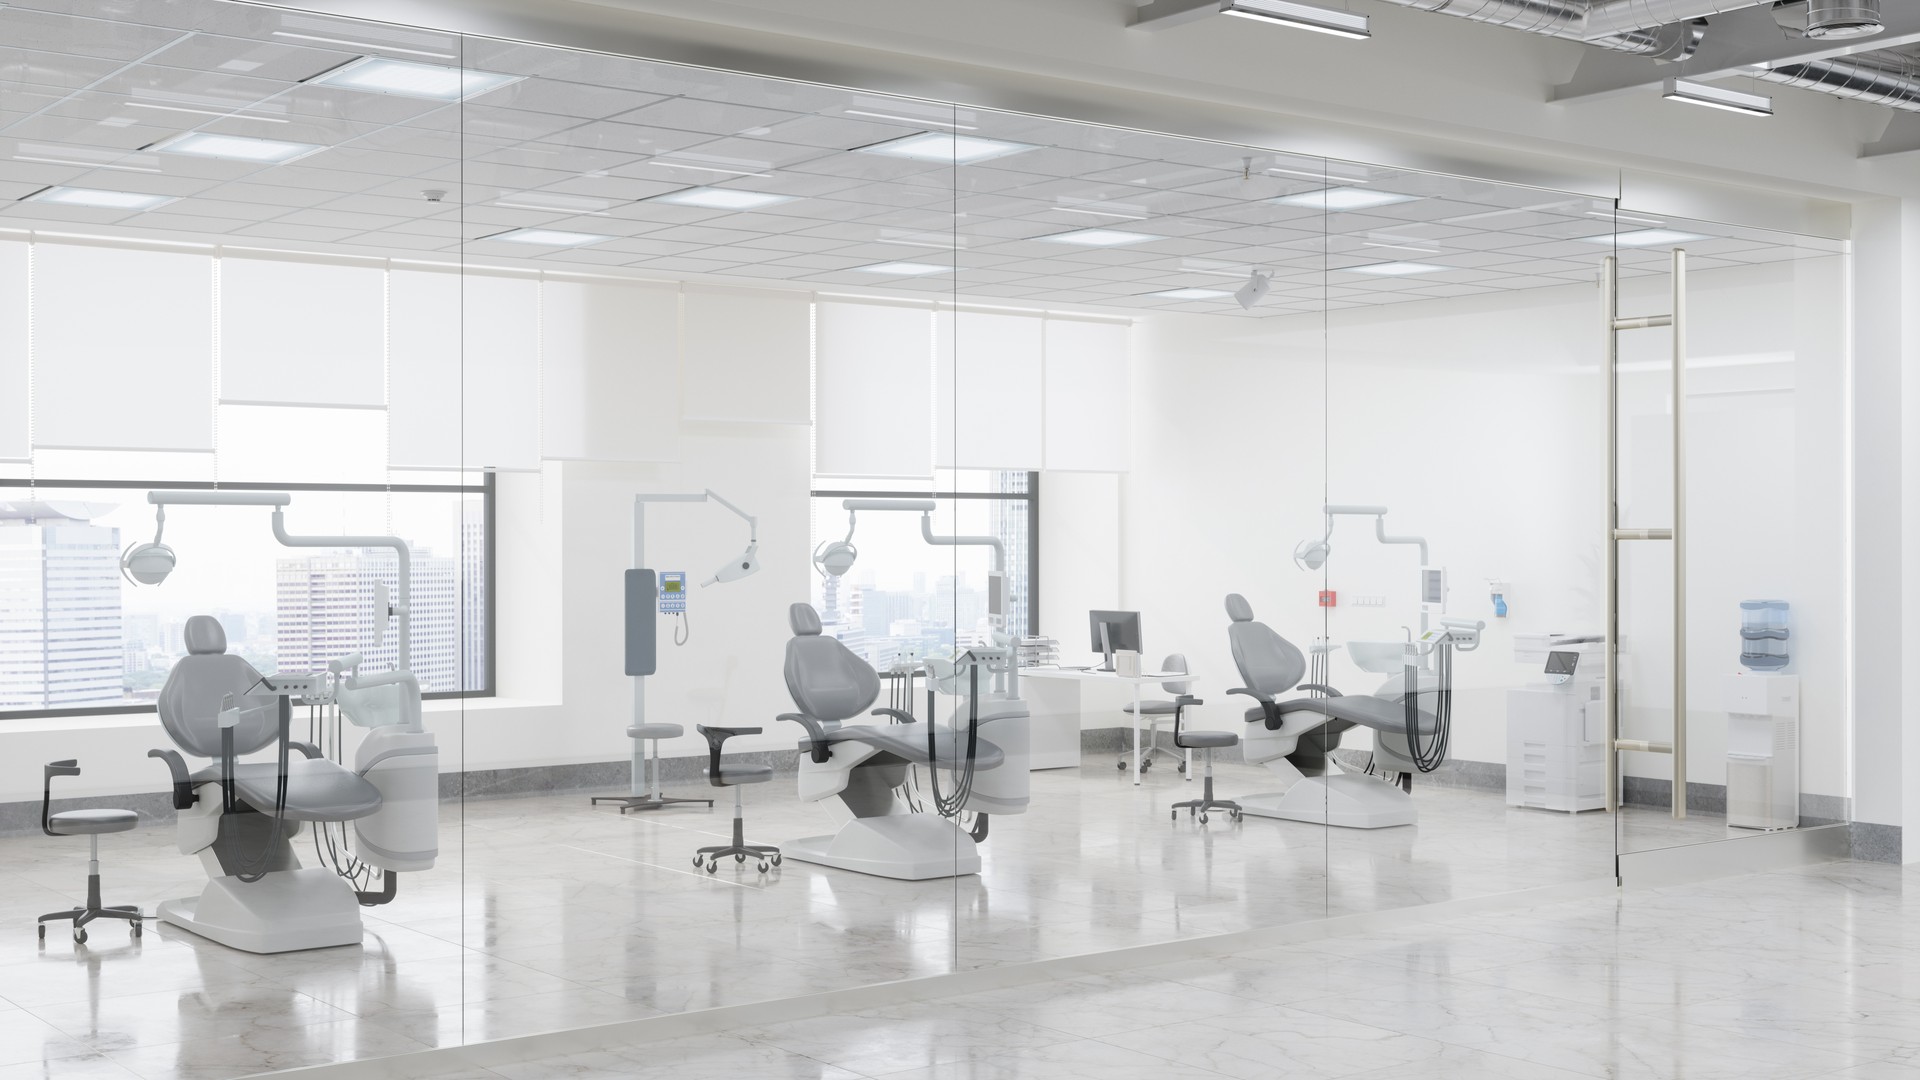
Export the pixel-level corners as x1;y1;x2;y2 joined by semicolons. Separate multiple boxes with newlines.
184;615;228;655
789;603;823;636
1225;594;1255;623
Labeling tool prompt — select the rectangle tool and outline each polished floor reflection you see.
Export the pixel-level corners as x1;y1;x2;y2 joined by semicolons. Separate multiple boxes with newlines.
0;759;1619;1079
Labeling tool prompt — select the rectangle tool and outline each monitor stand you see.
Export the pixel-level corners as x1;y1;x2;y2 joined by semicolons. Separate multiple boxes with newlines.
1099;624;1115;673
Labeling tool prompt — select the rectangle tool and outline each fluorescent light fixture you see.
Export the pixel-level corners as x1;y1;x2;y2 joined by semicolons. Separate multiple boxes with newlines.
855;261;952;275
859;132;1034;164
1153;287;1231;300
14;155;160;174
1274;186;1417;211
1582;228;1709;247
124;101;289;124
1040;228;1156;246
150;131;323;163
1362;240;1440;255
1220;0;1370;39
493;192;616;214
306;56;521;101
1662;78;1772;117
485;228;611;246
844;109;977;131
651;187;795;211
1343;261;1445;275
270;30;456;59
23;186;176;211
650;159;772;178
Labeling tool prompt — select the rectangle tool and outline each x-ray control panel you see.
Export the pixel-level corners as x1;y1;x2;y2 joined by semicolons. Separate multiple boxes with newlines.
658;572;687;614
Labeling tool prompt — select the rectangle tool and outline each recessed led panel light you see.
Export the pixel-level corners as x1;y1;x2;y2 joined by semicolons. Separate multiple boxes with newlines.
855;261;952;275
24;186;176;211
493;192;616;214
307;56;522;101
1273;187;1418;211
1343;261;1445;276
859;132;1034;164
651;187;796;211
1582;229;1709;247
1041;228;1156;247
151;131;323;163
1220;0;1371;39
1153;288;1231;300
486;228;611;246
1662;78;1772;117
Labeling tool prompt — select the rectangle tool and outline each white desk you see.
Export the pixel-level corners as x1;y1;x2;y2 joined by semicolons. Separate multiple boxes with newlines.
1021;667;1188;784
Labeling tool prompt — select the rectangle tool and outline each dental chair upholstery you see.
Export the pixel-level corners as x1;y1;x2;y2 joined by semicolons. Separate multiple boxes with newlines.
778;603;1026;879
1224;594;1429;829
148;616;385;952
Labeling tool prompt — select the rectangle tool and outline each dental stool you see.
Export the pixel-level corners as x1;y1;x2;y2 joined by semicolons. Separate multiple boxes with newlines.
38;760;144;944
692;726;781;874
1167;698;1242;824
592;723;715;814
1118;654;1194;774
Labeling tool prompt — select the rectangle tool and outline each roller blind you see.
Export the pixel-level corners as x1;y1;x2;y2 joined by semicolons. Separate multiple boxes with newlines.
218;256;386;408
32;242;214;452
935;309;1043;470
460;274;541;471
386;268;461;470
681;285;810;424
542;279;679;462
0;242;25;461
814;300;933;479
1043;318;1131;472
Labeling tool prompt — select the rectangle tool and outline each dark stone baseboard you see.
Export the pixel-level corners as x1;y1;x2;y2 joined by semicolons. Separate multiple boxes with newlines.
1850;821;1902;863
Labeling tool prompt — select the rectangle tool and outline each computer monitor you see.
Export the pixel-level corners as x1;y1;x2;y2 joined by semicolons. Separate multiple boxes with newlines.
1088;610;1142;671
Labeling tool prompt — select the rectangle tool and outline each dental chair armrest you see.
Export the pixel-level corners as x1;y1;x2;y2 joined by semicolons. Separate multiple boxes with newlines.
870;708;915;724
1298;683;1343;697
288;741;323;759
148;749;197;810
1226;687;1283;731
777;713;834;764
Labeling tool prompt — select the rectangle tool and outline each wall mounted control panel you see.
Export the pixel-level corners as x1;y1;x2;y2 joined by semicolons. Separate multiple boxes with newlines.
658;571;687;614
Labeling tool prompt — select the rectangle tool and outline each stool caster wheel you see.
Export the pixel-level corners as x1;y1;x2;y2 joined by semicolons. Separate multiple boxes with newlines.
1115;760;1127;771
131;923;142;939
1170;809;1177;821
734;853;746;864
1177;761;1187;773
37;925;46;941
704;860;717;875
1198;813;1209;824
692;856;703;867
73;928;88;945
771;854;783;867
757;862;770;873
1230;811;1243;821
1141;758;1153;771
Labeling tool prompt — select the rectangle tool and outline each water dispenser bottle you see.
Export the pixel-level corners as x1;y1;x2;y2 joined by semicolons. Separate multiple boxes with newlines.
1739;599;1789;671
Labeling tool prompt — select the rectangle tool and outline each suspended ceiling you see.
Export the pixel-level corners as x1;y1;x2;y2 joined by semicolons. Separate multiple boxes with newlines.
0;0;1844;318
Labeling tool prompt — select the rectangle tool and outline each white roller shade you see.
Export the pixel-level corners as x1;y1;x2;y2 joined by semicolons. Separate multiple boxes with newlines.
219;256;385;408
682;285;810;424
218;404;387;484
935;309;1043;470
1043;318;1131;472
542;279;679;462
815;300;932;479
32;242;213;452
387;269;540;471
387;268;461;469
0;242;26;461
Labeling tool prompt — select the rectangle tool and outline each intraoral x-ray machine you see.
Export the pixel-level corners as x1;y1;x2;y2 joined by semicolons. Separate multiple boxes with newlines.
132;491;438;952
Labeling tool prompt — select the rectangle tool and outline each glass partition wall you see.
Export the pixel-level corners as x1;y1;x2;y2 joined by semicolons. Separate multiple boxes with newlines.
0;2;1849;1077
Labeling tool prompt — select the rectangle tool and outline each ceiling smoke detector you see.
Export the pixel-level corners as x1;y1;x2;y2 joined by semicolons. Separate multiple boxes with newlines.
1774;0;1883;39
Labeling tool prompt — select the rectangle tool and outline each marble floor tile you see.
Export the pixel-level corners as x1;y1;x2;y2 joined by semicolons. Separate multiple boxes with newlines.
1097;1004;1445;1080
486;1034;862;1080
736;1003;1084;1077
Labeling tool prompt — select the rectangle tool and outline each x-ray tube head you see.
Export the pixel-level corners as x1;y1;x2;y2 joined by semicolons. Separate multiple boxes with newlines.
704;542;760;587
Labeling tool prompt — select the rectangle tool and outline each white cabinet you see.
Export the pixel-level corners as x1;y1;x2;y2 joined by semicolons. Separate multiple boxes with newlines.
1506;685;1607;813
1724;674;1799;830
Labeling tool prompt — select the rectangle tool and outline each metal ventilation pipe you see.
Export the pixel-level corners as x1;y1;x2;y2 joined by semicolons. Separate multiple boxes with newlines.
1582;0;1772;39
1754;53;1920;111
1372;0;1703;59
1773;0;1885;39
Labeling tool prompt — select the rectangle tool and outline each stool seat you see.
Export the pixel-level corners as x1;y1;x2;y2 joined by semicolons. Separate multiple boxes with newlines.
627;723;684;740
48;808;139;835
708;764;774;785
1122;700;1180;716
1174;730;1238;750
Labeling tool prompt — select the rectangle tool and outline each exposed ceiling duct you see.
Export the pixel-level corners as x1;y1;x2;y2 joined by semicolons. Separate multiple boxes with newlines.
1581;0;1775;38
1772;0;1886;40
1369;0;1707;59
1752;52;1920;111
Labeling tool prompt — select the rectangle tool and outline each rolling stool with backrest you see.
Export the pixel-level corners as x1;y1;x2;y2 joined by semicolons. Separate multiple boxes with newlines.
1168;697;1242;824
37;760;144;944
692;726;781;874
1118;654;1195;775
591;723;715;814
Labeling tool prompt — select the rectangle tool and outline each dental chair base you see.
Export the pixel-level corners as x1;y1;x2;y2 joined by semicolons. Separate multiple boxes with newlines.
784;814;982;880
160;866;362;953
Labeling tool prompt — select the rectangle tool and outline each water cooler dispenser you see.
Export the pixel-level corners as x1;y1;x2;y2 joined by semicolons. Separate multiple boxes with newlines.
1725;600;1798;831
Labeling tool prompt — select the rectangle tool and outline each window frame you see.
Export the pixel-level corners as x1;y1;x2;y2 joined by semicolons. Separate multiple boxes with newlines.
0;474;495;720
809;470;1041;639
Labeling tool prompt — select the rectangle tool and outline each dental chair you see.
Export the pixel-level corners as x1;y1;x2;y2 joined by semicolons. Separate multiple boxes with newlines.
147;616;435;952
1223;594;1432;829
777;603;1029;880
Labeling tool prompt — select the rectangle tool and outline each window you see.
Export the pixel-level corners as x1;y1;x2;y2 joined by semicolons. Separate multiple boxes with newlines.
0;478;491;718
809;470;1037;668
